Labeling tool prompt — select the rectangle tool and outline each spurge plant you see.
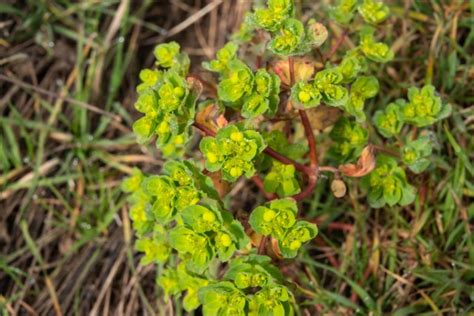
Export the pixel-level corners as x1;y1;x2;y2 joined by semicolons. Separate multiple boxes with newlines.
123;0;450;314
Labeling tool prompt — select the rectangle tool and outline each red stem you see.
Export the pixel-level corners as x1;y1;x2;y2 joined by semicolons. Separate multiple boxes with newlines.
325;28;348;61
289;56;295;86
298;110;318;170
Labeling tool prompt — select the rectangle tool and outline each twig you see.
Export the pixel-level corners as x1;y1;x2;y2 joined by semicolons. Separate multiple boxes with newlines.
298;110;318;169
372;144;400;158
324;28;348;61
289;56;295;86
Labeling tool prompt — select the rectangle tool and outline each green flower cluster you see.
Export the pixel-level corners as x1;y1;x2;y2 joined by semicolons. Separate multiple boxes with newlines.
132;42;197;158
336;49;368;83
199;255;294;316
330;0;389;25
122;160;249;312
359;26;394;63
250;0;328;56
374;85;451;137
402;85;451;127
345;76;379;122
249;198;318;258
122;161;219;233
158;263;209;312
402;136;433;173
291;68;379;121
291;68;348;108
264;160;300;197
205;44;281;118
200;124;266;182
169;203;249;272
329;117;368;162
362;155;416;208
373;99;405;138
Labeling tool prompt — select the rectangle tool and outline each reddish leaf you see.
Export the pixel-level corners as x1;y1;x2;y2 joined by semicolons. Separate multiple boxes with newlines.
339;145;376;177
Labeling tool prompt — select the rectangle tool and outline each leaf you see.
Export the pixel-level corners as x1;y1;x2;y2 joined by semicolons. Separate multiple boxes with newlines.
339;145;376;177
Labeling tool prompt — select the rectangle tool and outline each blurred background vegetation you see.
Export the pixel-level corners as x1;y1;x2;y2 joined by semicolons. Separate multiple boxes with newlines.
0;0;473;315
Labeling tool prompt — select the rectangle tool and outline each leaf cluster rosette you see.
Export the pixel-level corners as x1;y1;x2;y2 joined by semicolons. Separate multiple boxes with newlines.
249;198;318;258
199;255;295;315
200;124;266;182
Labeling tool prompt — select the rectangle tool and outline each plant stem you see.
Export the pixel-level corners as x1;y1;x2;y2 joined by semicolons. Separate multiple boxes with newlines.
372;144;400;158
288;56;295;86
298;110;318;170
324;28;348;61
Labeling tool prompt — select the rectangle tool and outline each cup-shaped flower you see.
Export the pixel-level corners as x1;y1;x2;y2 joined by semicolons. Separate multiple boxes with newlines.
329;117;368;162
358;0;390;25
359;26;394;63
362;155;416;207
305;19;328;48
263;161;301;197
198;282;247;316
329;0;358;25
291;81;322;108
137;68;161;93
154;42;180;68
402;136;433;173
344;76;379;122
313;68;349;107
218;60;254;103
249;198;298;240
373;100;405;138
401;85;451;127
268;18;305;56
202;42;239;73
252;285;294;316
253;0;294;32
278;221;318;258
200;124;266;182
